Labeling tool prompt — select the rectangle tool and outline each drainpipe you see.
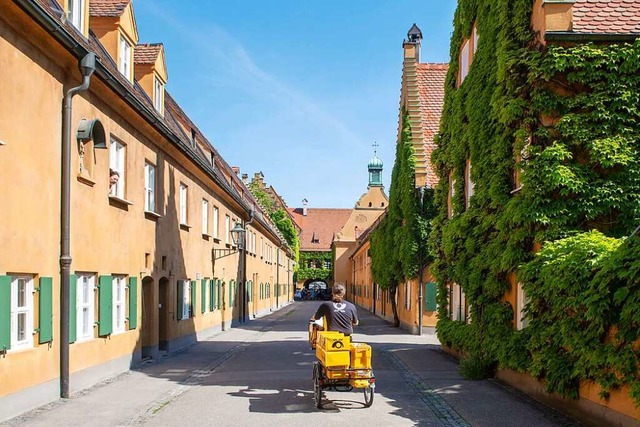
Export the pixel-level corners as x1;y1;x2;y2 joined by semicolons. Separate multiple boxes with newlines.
60;52;96;399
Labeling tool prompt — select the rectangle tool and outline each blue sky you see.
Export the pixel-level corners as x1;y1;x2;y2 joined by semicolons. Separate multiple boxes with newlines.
135;1;457;208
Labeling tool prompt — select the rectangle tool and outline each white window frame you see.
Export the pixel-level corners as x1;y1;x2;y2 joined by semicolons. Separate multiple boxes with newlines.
213;206;219;239
181;280;191;320
179;183;188;225
144;162;156;212
109;139;126;198
118;33;132;81
76;273;95;341
68;0;85;34
516;282;529;330
473;25;479;54
10;275;34;350
153;76;164;115
112;275;126;334
460;39;470;84
466;161;474;208
202;199;209;235
225;215;231;244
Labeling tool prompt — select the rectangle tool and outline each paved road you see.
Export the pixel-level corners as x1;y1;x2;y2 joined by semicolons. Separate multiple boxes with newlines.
4;302;579;427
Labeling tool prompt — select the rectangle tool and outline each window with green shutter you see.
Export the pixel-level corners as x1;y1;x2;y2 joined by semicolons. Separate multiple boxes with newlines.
0;276;11;352
217;280;222;309
229;280;235;306
190;280;196;317
177;280;184;320
209;279;216;311
424;282;437;312
38;277;53;343
98;276;113;336
247;281;252;302
201;279;207;314
128;277;137;330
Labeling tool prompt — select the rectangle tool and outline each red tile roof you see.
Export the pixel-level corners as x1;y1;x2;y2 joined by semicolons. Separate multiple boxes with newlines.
572;0;640;34
89;0;130;17
134;43;162;64
288;208;352;251
416;63;448;189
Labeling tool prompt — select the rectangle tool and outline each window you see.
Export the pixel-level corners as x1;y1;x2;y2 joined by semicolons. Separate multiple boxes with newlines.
516;282;529;330
324;260;331;269
10;276;34;350
448;172;456;218
213;206;219;239
459;39;470;84
225;215;231;244
179;183;188;225
153;76;164;115
68;0;85;34
260;237;264;257
450;283;466;322
404;281;411;310
180;280;191;320
112;276;126;333
472;25;479;54
144;162;156;212
76;274;95;341
465;160;474;208
109;139;126;198
118;34;132;81
202;199;209;235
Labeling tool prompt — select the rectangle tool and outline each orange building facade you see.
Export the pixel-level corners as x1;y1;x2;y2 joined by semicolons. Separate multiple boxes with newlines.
0;0;293;421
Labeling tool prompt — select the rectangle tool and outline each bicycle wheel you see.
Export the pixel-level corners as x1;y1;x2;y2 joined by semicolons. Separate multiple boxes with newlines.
363;385;374;407
313;362;323;409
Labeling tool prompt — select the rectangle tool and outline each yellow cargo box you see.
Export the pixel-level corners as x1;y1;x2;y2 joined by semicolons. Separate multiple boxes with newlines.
316;346;350;368
350;342;372;369
317;331;350;351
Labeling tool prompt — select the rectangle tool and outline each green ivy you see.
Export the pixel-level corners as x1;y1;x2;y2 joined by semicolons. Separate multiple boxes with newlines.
370;109;436;327
297;251;333;282
431;0;640;405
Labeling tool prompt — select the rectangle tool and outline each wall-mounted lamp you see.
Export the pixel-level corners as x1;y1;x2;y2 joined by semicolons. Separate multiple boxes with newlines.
213;222;246;260
77;118;106;148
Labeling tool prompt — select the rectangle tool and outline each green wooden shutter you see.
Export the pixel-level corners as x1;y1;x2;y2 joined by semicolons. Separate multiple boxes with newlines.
0;276;11;351
229;280;234;306
217;280;222;309
38;277;53;343
128;277;138;330
201;279;207;314
190;281;196;317
98;276;113;336
247;281;252;302
177;280;184;320
425;282;437;312
69;274;77;343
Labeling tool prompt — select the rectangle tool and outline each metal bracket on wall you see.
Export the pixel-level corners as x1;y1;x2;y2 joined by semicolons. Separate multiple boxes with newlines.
213;248;239;260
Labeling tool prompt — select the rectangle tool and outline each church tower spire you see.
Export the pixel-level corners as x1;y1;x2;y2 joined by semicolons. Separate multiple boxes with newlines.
368;142;383;187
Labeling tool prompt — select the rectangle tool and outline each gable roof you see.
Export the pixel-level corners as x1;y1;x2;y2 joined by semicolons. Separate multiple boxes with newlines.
89;0;130;17
288;208;351;251
572;0;640;35
415;62;448;189
134;43;162;64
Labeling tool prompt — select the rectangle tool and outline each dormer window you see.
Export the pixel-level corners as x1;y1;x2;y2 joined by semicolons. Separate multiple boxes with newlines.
153;76;164;115
118;34;133;81
68;0;85;34
190;128;196;147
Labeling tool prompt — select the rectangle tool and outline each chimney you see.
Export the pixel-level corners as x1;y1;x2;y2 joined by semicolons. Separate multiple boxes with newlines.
232;166;240;176
302;198;308;216
404;23;422;63
241;173;249;184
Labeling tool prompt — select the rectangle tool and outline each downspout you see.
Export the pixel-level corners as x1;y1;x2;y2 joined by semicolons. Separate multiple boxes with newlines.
60;52;96;398
241;210;254;324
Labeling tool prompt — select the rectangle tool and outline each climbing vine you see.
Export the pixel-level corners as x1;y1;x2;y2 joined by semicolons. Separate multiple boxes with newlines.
296;251;333;282
370;108;435;327
431;0;640;405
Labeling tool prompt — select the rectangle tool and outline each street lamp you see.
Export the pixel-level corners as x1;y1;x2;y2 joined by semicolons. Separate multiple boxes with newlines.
230;222;248;324
213;222;245;260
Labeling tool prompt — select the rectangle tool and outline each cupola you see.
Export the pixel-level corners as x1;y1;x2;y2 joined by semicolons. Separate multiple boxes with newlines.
368;144;383;187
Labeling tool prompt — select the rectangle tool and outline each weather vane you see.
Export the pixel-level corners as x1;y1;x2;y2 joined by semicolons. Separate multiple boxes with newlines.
372;141;379;155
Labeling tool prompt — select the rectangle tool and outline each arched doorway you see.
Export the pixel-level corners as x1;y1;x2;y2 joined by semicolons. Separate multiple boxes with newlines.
303;279;329;300
159;277;169;351
141;276;155;360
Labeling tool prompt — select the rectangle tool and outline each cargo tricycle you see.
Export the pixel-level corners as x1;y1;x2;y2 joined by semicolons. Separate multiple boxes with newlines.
309;321;375;408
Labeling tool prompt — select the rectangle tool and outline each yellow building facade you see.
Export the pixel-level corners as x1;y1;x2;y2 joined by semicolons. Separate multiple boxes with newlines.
0;0;293;421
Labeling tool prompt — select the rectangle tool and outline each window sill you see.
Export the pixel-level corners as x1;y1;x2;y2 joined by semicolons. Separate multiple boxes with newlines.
180;223;192;231
202;233;211;240
213;237;221;243
109;195;133;207
77;173;96;187
145;210;162;220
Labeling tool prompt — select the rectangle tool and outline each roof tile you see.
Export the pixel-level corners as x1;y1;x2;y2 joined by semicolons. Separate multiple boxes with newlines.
134;43;162;64
572;0;640;34
89;0;130;17
288;208;351;251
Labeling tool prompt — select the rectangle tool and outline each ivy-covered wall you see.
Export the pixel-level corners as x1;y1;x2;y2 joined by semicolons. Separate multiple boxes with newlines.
296;251;333;283
431;0;640;406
